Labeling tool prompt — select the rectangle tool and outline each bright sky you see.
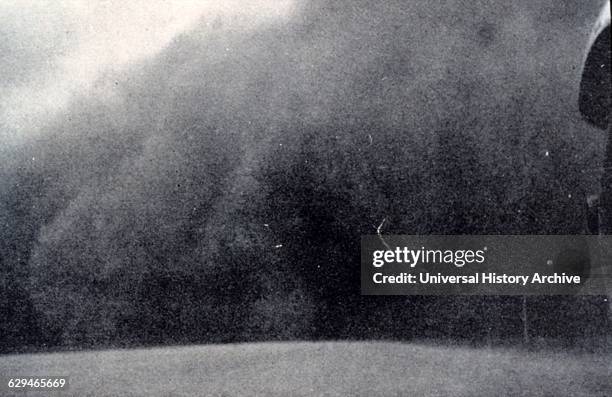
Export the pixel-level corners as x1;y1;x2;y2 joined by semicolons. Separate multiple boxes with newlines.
0;0;295;144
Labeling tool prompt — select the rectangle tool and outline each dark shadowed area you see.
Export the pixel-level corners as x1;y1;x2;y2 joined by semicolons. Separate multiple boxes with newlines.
0;0;610;357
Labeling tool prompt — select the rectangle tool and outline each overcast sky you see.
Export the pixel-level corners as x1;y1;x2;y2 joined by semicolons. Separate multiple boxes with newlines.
0;0;295;145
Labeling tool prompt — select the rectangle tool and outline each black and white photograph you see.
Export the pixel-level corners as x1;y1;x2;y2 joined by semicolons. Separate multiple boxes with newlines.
0;1;610;395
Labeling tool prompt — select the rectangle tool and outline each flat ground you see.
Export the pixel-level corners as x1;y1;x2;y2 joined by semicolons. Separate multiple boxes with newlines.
1;341;610;396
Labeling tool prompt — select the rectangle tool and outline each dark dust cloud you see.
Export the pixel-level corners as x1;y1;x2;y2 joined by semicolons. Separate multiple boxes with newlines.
0;0;609;351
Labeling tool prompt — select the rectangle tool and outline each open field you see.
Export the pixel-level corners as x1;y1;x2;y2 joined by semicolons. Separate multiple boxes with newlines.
1;341;611;396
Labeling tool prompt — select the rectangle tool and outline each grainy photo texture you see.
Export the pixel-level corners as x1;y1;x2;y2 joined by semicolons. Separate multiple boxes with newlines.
0;1;610;396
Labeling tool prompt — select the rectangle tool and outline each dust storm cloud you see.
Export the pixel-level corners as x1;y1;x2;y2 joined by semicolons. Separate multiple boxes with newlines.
0;0;608;349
